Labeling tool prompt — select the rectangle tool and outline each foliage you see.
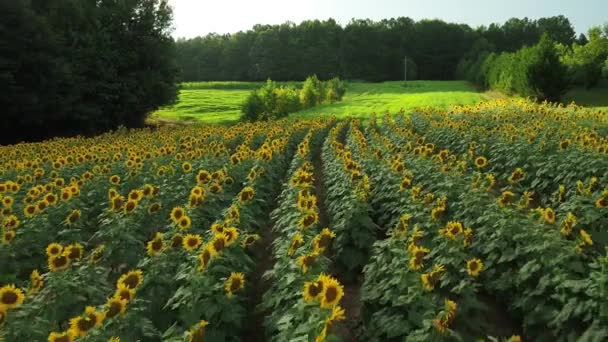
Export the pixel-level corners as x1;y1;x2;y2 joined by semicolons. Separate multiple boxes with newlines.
241;76;346;121
0;0;178;145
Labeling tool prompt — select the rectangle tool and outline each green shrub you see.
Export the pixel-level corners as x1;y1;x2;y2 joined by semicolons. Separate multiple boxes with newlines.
241;75;346;121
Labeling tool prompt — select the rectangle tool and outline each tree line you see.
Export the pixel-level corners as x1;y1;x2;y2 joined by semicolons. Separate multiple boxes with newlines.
458;25;608;102
0;0;178;144
174;16;580;82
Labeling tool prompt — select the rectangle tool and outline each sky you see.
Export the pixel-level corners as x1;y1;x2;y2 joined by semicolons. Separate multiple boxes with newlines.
168;0;607;39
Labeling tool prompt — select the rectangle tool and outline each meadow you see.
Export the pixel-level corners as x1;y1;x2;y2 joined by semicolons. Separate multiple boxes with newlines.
149;81;492;124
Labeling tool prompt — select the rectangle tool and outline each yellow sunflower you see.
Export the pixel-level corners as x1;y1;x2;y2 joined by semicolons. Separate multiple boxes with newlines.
210;234;228;254
543;208;556;224
48;331;76;342
146;233;164;256
299;211;319;230
114;283;136;303
239;186;255;204
466;258;483;277
297;253;318;274
109;175;121;185
223;227;239;246
30;269;44;293
183;234;203;252
65;209;81;225
117;269;144;290
474;156;488;168
104;296;128;319
303;278;325;302
186;320;209;342
225;272;245;298
0;284;25;309
48;254;71;272
177;216;192;230
595;196;607;208
198;245;214;272
65;243;84;262
148;202;162;214
182;162;193;173
69;306;105;337
241;234;260;248
580;229;593;246
169;207;186;224
320;276;344;308
23;204;37;217
170;233;184;249
2;230;16;245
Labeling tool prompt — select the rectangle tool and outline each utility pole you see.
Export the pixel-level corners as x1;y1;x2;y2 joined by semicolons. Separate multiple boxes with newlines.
404;56;407;81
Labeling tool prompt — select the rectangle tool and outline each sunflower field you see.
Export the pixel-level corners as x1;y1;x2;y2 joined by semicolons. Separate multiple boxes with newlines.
1;99;607;342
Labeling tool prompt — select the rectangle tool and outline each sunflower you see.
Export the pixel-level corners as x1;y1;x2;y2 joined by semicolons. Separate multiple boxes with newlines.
45;193;58;205
147;233;164;256
48;254;70;272
117;269;144;290
148;202;161;214
69;306;105;337
0;284;25;309
239;186;255;204
543;208;556;224
211;234;228;254
114;284;136;302
110;196;125;211
104;296;128;319
196;170;212;184
107;337;121;342
90;245;105;264
320;276;344;308
177;216;192;230
303;278;325;302
313;228;336;250
434;318;448;335
440;221;463;239
297;253;318;274
198;245;214;272
29;269;43;293
183;234;203;252
580;229;593;246
170;207;186;224
209;182;223;194
508;168;525;183
288;233;304;256
299;211;319;230
182;162;193;173
409;256;424;271
64;243;84;262
595;196;607;208
2;230;16;245
65;209;81;225
48;331;76;342
225;272;245;298
122;200;138;214
242;234;260;248
228;205;240;222
127;190;144;202
3;215;20;229
497;191;516;207
431;206;445;220
223;227;239;246
186;320;209;342
400;176;412;191
463;227;474;247
23;204;37;217
325;305;346;329
474;156;488;168
466;258;483;277
2;196;14;207
109;175;121;185
559;140;570;149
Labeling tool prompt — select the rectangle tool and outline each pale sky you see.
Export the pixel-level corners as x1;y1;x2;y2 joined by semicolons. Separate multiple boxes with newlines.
168;0;607;39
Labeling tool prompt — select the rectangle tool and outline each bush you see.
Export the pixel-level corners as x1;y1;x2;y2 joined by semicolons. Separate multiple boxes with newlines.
527;35;569;102
241;75;346;121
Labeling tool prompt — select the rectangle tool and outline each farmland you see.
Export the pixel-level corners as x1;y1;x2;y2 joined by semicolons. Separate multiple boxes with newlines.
1;98;607;341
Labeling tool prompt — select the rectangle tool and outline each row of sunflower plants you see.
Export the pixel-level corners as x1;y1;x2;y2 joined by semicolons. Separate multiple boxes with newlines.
411;100;608;219
0;121;299;340
159;120;319;341
260;120;348;342
353;122;500;341
380;114;606;341
321;119;375;279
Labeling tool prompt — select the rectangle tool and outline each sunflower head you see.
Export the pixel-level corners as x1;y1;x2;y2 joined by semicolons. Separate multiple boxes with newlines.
2;230;16;245
198;245;214;272
320;276;344;308
105;297;128;319
187;320;209;342
48;254;71;272
225;272;245;298
114;284;136;302
0;284;25;309
117;269;144;290
147;235;164;257
65;243;84;261
183;234;203;252
48;331;76;342
474;156;488;168
170;233;184;249
69;306;105;337
466;258;483;277
303;279;325;302
543;208;556;224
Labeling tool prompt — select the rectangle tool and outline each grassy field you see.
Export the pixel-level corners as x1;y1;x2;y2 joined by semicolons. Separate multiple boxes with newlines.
150;80;608;124
563;81;608;110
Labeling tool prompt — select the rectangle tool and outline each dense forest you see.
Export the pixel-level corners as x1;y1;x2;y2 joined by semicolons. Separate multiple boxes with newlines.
0;0;178;144
174;16;580;82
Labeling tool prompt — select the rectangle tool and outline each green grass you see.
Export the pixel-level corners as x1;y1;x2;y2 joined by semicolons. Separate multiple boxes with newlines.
290;81;489;120
150;80;491;124
563;82;608;111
